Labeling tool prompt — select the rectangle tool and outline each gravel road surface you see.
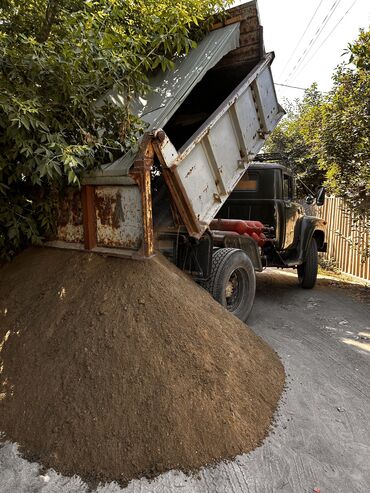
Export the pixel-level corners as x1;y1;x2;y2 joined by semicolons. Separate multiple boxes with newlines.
1;268;369;493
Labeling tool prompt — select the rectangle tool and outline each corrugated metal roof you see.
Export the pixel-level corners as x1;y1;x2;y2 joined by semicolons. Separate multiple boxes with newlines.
84;23;240;183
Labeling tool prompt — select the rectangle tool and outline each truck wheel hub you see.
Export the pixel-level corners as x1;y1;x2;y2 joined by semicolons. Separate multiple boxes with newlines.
226;270;242;307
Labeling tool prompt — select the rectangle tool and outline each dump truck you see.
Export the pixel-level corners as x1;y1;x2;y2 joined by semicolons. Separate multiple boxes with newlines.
213;161;327;318
49;2;288;319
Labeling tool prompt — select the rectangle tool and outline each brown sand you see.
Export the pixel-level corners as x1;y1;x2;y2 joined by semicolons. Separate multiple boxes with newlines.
0;247;284;485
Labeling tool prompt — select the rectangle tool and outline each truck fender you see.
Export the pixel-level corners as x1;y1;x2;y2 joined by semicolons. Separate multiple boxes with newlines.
223;234;263;272
297;216;327;262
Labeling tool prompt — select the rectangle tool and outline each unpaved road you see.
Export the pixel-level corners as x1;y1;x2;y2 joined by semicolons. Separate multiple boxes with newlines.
1;268;369;493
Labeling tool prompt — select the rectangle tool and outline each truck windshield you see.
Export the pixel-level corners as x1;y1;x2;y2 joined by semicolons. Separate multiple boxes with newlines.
234;172;258;191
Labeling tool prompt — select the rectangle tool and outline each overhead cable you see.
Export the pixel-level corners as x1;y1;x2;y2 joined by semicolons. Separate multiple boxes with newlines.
278;0;324;80
284;0;343;83
275;83;307;91
291;0;360;81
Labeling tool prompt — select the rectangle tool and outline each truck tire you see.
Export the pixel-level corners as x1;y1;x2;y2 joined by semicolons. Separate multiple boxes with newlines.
297;238;318;289
205;248;256;321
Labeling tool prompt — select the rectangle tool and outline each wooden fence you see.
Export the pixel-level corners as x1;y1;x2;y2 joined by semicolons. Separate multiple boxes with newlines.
315;197;370;281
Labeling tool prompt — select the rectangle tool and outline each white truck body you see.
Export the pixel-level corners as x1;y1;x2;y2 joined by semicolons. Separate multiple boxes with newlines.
154;52;283;238
51;1;284;259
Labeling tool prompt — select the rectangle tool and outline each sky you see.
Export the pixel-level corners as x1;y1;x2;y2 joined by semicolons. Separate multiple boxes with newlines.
233;0;370;102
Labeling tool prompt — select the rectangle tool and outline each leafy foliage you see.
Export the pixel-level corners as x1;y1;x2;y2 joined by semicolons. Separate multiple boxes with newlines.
0;0;231;259
311;30;370;218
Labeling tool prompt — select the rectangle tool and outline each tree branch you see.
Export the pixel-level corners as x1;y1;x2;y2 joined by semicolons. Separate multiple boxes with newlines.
37;0;60;43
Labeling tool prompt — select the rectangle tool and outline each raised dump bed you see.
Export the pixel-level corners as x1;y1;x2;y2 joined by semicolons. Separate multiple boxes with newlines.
51;1;284;260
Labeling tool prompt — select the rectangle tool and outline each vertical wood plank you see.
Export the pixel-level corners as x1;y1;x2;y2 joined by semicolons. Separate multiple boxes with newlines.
334;198;340;269
344;202;350;274
339;199;346;273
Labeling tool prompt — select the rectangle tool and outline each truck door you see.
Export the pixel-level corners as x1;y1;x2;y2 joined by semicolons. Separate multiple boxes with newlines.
282;173;301;249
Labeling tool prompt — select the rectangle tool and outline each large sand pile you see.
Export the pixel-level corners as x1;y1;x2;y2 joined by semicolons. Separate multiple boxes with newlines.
0;247;284;485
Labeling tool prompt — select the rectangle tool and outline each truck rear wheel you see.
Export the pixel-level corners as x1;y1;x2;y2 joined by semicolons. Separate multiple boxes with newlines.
205;248;256;321
298;238;318;289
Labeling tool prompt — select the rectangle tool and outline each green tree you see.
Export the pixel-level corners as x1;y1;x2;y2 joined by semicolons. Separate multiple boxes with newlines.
0;0;231;259
306;30;370;218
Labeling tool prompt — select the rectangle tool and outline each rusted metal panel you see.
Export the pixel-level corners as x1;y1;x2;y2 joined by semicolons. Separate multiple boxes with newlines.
95;186;143;250
53;180;149;257
220;44;261;64
57;223;84;244
129;135;155;258
218;1;262;68
210;15;243;31
56;189;84;243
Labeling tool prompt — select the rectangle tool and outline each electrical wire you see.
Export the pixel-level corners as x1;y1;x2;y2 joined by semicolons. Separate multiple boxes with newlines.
275;83;307;91
284;0;342;81
291;0;360;81
278;0;325;80
284;0;344;83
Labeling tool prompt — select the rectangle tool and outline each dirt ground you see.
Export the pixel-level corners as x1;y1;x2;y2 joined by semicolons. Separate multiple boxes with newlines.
0;248;284;485
0;267;369;493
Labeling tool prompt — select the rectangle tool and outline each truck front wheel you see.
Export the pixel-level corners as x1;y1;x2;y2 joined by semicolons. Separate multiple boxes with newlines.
205;248;256;321
297;238;318;289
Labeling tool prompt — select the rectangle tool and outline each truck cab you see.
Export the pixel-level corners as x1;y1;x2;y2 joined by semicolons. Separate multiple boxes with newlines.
217;162;327;266
196;162;328;321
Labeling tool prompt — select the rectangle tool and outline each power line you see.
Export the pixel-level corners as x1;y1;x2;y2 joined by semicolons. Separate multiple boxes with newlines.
284;0;342;81
275;83;307;91
275;83;329;94
278;0;324;80
292;0;360;81
284;0;344;83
